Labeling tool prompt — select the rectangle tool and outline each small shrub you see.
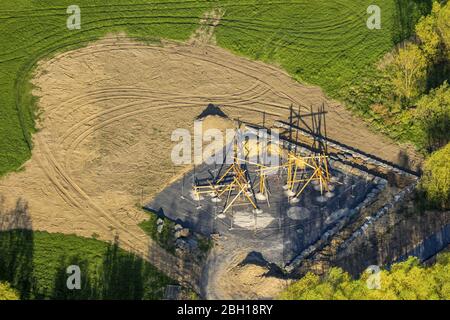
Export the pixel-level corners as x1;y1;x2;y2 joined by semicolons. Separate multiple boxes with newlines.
420;143;450;209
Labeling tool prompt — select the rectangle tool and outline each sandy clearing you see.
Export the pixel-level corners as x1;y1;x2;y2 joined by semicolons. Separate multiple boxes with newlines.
0;33;422;288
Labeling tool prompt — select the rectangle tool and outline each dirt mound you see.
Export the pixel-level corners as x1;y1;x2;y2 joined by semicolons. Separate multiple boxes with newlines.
226;264;287;299
208;251;289;300
200;115;235;133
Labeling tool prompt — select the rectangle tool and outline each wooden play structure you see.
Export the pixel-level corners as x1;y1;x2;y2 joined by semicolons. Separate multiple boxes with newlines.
192;104;333;214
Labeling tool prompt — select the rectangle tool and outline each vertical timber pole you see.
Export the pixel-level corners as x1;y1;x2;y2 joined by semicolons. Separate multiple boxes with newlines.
295;105;300;154
289;104;293;150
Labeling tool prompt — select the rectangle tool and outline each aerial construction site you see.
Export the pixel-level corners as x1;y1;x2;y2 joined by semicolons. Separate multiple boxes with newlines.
146;103;419;298
0;1;449;303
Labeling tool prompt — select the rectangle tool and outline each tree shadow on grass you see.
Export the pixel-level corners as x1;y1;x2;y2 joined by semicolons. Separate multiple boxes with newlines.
101;237;175;300
426;61;450;92
0;197;35;299
393;0;433;43
0;195;173;300
50;237;173;300
51;256;98;300
101;238;144;300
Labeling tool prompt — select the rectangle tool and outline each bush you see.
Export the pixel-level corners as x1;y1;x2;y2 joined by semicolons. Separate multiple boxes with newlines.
0;282;19;300
388;43;428;102
280;253;450;300
416;13;440;61
437;2;450;60
139;210;176;254
416;82;450;151
420;143;450;209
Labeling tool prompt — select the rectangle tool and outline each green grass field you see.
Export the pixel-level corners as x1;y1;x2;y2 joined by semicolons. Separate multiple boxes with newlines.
216;0;398;95
214;0;431;145
216;1;430;94
0;0;430;176
0;230;176;299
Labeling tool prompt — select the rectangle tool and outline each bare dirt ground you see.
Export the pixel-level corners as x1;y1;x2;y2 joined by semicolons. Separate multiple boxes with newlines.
0;31;422;297
203;246;290;300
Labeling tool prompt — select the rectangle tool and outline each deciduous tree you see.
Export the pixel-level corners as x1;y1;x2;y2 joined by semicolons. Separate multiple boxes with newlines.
415;82;450;151
0;282;19;300
416;14;440;61
279;254;450;300
388;43;427;101
436;2;450;59
421;142;450;209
